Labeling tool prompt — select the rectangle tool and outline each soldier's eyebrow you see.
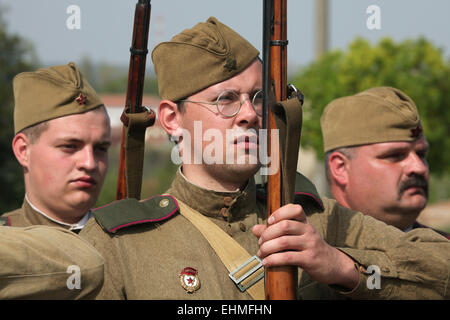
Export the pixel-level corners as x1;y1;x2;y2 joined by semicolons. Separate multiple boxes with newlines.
54;137;111;146
376;145;409;158
54;137;83;144
415;145;429;157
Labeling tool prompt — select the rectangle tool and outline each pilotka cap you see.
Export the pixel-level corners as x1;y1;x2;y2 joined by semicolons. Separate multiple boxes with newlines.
321;86;423;152
152;17;260;101
13;62;104;134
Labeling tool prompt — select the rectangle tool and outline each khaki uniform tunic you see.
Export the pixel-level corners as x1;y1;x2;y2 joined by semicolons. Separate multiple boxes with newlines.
0;225;104;299
2;199;66;228
1;198;89;232
80;170;450;299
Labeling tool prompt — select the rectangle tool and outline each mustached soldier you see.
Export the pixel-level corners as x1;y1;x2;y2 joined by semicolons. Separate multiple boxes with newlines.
321;87;449;238
80;17;450;299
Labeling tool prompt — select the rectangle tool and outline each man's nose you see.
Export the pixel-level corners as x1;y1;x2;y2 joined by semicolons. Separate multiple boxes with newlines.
78;147;97;171
406;152;428;177
235;97;259;128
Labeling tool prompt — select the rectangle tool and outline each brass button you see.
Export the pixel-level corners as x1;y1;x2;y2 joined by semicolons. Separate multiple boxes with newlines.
239;222;247;232
159;199;169;208
223;196;233;207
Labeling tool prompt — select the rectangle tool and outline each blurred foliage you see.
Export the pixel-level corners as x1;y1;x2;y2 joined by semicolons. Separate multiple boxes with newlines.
0;8;38;212
429;173;450;204
291;37;450;177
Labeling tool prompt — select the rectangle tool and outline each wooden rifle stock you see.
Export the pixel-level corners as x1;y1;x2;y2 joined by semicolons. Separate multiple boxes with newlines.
116;0;155;200
263;0;298;300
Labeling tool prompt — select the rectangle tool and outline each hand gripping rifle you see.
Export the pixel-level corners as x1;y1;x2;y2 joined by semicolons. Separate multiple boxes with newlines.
262;0;305;300
116;0;155;200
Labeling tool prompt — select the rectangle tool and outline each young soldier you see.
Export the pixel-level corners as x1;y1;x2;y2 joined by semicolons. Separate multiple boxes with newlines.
321;87;449;238
80;17;450;299
0;62;112;232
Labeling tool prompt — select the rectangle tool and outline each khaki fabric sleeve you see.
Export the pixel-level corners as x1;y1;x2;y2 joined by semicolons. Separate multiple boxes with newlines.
317;198;449;299
0;226;104;300
79;219;126;300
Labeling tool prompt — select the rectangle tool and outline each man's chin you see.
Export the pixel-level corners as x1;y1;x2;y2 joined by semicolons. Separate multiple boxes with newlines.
69;193;98;211
211;162;261;182
234;166;261;178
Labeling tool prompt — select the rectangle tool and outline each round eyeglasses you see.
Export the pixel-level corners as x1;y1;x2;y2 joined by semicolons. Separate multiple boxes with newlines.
180;90;263;118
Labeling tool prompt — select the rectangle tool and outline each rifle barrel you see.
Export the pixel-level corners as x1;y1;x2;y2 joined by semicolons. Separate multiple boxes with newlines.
116;0;152;200
264;0;298;300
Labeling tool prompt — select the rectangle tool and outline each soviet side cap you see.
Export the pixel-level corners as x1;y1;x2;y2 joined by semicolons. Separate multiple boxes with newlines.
152;17;260;101
321;86;423;152
13;62;104;134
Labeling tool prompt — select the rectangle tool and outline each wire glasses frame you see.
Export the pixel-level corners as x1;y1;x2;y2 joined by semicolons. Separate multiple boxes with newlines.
180;90;263;118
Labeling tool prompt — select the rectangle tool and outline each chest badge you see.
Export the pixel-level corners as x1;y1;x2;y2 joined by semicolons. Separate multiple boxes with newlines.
179;267;201;293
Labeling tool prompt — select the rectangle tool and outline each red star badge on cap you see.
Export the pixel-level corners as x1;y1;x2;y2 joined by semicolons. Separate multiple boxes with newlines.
410;126;422;138
76;93;87;105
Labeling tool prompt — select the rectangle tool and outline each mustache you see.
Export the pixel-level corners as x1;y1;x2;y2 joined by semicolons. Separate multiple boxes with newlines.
398;174;429;197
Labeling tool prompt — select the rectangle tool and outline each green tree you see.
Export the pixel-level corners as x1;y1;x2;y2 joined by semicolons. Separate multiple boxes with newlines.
291;37;450;177
0;8;38;212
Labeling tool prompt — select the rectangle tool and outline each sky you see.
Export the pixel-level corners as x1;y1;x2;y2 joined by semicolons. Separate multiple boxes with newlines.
1;0;450;74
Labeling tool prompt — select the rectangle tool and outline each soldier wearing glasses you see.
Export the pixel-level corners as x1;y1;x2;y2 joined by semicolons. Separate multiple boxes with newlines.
80;17;450;300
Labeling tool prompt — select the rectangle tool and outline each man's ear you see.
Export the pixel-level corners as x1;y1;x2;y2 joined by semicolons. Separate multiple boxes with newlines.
158;100;184;140
328;152;350;187
12;133;31;169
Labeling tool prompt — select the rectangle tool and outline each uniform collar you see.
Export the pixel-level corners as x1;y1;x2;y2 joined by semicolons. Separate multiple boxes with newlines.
24;195;91;231
167;167;259;222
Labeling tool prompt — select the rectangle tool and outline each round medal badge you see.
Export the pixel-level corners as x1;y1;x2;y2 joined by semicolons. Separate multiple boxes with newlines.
179;267;201;293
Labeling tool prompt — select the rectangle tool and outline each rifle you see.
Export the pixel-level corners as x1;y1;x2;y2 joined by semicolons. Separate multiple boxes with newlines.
263;0;304;300
116;0;155;200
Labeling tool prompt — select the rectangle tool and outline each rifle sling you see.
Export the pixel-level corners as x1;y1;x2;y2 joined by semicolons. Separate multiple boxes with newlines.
177;199;265;300
272;96;303;205
124;110;152;199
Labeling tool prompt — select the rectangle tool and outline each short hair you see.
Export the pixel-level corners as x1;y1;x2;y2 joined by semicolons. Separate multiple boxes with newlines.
324;146;358;184
19;121;49;144
176;100;186;114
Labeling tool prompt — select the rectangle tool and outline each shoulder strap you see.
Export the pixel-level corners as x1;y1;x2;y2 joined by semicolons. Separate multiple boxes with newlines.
257;172;324;211
93;194;178;234
294;172;324;210
177;199;265;300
